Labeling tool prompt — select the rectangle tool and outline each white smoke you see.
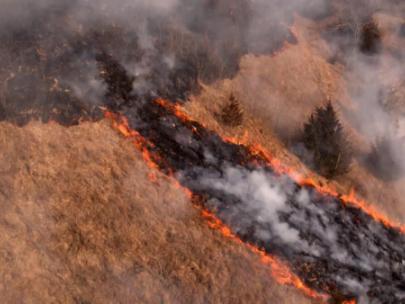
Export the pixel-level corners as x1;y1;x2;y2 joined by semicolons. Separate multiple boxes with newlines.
187;163;404;301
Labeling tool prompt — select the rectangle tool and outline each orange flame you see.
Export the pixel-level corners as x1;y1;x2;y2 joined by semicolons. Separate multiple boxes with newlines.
104;111;159;182
155;98;192;124
104;109;328;302
200;209;328;301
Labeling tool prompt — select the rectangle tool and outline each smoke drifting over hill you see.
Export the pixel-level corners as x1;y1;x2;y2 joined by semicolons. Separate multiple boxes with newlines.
0;0;335;125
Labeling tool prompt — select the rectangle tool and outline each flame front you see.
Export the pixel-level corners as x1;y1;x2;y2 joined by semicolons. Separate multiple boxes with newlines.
155;98;405;235
105;98;405;303
104;109;329;302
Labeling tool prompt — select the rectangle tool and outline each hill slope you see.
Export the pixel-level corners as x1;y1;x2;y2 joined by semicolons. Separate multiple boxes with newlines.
0;120;315;304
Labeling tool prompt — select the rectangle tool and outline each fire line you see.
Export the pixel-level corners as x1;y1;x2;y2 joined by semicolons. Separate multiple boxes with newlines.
105;98;405;303
104;110;329;302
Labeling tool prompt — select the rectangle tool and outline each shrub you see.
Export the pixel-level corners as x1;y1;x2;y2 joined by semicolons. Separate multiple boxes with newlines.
303;102;352;178
218;94;243;127
359;19;382;55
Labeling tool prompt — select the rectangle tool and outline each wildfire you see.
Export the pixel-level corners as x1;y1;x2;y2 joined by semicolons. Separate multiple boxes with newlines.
200;209;328;301
241;142;405;234
155;98;405;235
104;108;329;303
155;98;192;125
104;111;160;182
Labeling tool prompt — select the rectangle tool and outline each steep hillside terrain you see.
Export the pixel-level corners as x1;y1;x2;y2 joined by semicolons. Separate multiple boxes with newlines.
184;16;405;224
0;121;315;304
1;1;405;303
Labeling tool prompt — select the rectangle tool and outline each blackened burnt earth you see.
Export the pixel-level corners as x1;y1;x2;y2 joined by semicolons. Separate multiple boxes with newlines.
119;99;405;304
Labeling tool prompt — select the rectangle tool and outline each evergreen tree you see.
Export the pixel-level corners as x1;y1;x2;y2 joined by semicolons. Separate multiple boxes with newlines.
360;19;382;55
303;102;352;178
219;94;244;127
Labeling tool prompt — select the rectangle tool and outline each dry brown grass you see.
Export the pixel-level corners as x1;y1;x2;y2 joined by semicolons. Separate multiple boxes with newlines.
0;120;315;304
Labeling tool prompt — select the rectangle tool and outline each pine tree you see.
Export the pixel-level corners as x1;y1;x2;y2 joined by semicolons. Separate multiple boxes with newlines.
303;102;352;178
219;94;243;127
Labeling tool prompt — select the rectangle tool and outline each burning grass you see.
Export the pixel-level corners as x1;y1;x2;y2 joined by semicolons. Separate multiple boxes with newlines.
105;109;328;302
159;98;405;234
104;96;405;303
2;2;405;303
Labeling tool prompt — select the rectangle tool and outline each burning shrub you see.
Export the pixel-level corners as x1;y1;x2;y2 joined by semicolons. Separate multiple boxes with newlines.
218;94;244;127
359;19;382;55
366;137;404;181
303;102;352;178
